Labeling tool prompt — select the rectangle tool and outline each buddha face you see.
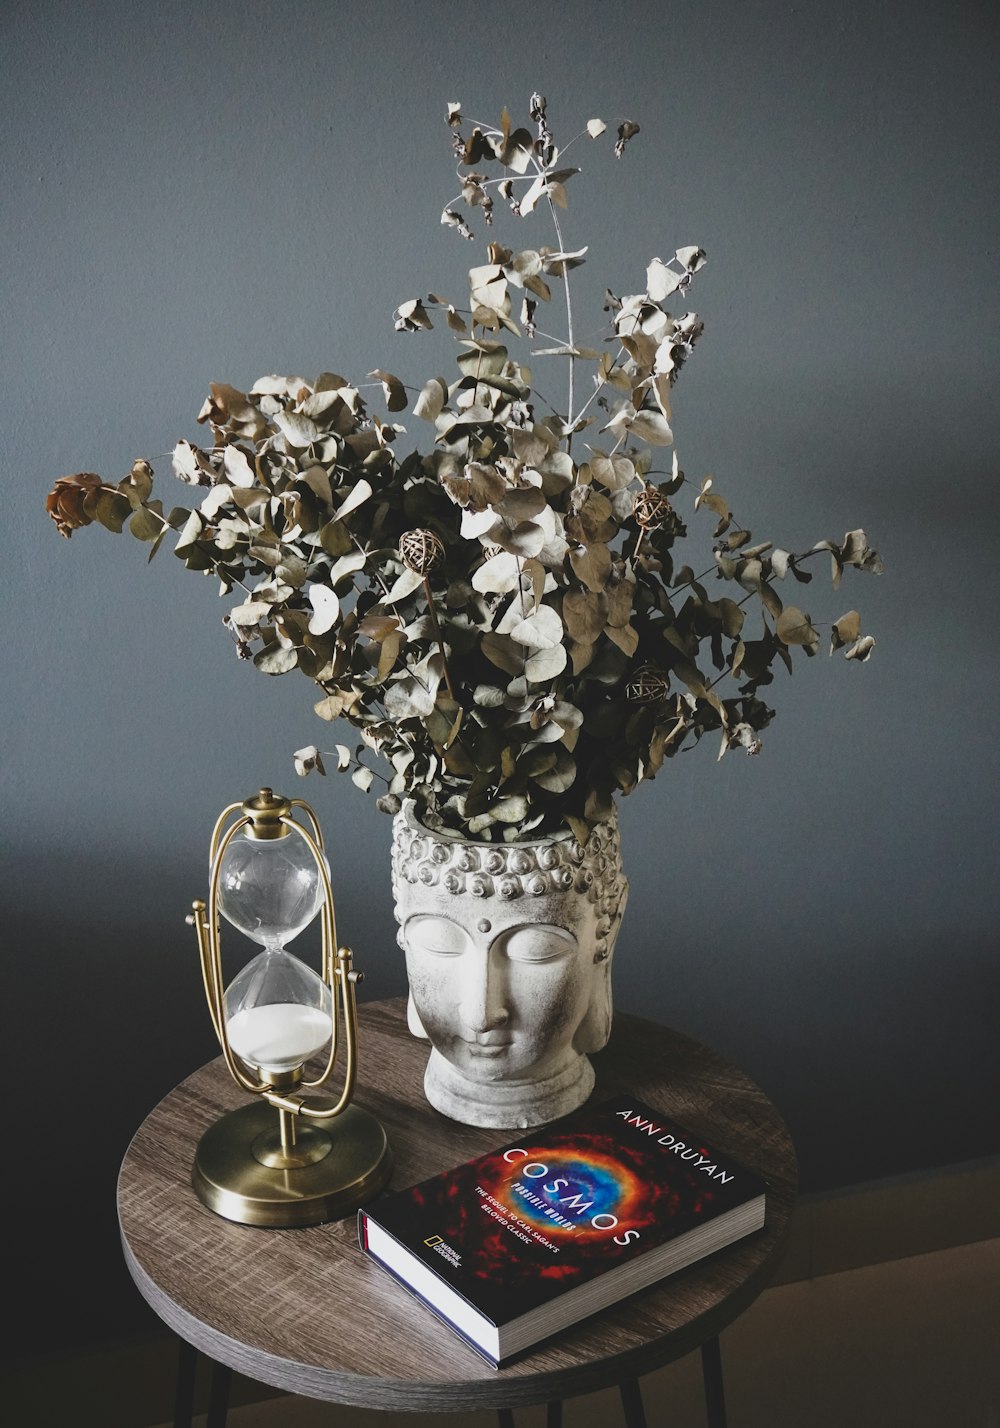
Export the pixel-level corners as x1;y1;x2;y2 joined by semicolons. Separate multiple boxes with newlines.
403;893;603;1086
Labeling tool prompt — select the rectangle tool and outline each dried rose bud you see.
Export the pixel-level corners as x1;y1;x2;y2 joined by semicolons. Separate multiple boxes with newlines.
46;472;104;538
399;528;445;576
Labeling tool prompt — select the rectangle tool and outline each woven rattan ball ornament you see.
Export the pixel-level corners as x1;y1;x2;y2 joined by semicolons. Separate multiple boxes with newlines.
626;665;671;704
399;529;445;575
632;484;672;531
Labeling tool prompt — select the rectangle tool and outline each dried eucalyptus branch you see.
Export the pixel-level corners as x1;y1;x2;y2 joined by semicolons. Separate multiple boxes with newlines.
45;93;883;843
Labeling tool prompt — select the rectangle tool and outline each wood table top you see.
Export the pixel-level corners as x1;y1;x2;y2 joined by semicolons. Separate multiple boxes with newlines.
117;997;797;1413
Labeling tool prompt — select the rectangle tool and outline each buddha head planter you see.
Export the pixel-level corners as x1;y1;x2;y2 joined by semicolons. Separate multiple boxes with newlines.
391;801;629;1128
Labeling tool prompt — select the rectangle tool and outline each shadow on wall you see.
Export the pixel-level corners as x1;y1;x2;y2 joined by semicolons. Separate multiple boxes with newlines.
5;848;406;1361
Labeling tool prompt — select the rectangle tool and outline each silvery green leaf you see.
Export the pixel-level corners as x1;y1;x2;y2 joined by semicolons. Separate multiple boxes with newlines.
587;118;607;138
351;767;375;792
533;748;577;792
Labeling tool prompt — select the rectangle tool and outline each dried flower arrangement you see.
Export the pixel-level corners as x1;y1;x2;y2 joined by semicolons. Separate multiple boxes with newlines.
47;95;882;845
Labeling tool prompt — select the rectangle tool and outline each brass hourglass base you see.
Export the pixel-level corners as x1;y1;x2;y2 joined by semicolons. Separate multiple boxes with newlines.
193;1102;393;1227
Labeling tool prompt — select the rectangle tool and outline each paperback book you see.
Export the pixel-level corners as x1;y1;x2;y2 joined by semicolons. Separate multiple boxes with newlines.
358;1094;767;1366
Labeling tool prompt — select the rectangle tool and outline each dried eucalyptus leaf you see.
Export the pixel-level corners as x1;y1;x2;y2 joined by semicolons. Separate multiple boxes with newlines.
274;410;319;448
587;118;607;138
844;634;876;662
627;409;673;446
481;631;523;676
382;568;424;604
92;489;131;533
524;643;567;682
254;644;298;675
229;600;271;626
351;766;375;792
646;257;685;303
294;745;326;776
334;479;374;521
509;604;562;650
128;503;164;542
307;584;341;635
776;606;820;650
830;609;862;653
223;446;256;488
369;370;408;412
569;542;612;593
414;377;449;421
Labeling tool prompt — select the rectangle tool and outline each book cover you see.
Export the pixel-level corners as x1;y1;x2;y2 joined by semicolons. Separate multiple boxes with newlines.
358;1094;767;1364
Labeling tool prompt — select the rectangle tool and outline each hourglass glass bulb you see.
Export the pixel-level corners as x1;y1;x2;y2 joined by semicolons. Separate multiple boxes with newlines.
224;947;333;1076
217;826;326;948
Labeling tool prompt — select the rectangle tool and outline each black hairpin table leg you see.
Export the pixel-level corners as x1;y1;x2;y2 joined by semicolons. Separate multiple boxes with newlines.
619;1376;648;1428
206;1358;232;1428
173;1339;197;1428
702;1334;728;1428
497;1410;516;1428
546;1402;564;1427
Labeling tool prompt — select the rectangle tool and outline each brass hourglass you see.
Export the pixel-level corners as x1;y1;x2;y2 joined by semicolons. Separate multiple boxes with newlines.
189;788;391;1226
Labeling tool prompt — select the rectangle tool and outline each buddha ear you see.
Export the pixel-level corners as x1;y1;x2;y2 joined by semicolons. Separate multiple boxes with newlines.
575;955;613;1053
575;879;628;1053
407;990;429;1039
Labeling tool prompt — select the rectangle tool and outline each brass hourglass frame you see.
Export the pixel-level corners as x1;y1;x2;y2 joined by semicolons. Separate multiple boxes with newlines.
188;788;392;1227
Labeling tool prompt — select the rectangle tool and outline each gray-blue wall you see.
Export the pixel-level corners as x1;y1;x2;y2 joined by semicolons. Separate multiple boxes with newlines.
4;0;998;1357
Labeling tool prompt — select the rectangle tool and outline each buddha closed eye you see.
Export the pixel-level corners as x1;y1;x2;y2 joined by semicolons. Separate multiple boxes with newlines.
407;915;578;964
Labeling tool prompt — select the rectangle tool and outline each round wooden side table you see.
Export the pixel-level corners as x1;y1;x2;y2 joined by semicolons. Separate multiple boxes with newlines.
117;998;797;1427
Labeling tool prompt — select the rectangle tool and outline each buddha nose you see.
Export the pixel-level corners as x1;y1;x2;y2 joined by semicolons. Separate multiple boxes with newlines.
458;951;509;1034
